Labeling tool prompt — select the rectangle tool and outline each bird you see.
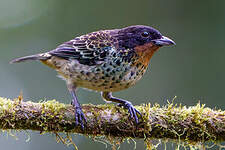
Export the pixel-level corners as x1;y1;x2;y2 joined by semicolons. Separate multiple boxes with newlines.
10;25;175;129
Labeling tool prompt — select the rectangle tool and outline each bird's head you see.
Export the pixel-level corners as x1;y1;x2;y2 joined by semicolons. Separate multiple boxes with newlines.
116;25;175;49
113;25;175;66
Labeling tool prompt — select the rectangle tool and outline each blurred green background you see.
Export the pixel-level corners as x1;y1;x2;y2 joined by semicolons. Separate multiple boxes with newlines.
0;0;224;149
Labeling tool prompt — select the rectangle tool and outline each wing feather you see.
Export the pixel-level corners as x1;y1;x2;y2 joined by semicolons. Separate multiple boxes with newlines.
49;31;117;66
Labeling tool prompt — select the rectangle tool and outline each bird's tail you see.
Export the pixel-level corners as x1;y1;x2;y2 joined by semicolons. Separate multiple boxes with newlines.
10;53;51;64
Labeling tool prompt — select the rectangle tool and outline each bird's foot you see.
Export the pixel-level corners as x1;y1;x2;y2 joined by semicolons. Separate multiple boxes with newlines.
118;101;142;124
74;106;87;130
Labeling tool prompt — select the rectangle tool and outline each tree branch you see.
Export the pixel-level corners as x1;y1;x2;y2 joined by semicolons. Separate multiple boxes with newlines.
0;97;224;144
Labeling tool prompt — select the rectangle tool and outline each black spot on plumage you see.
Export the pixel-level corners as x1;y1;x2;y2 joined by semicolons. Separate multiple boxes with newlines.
72;43;86;47
95;50;100;55
100;52;107;58
99;43;106;47
92;41;97;45
136;63;141;68
115;59;121;66
78;47;89;51
124;67;128;72
105;73;110;77
112;39;117;43
86;72;91;76
116;68;121;72
88;44;94;49
115;80;120;83
99;83;107;87
89;36;97;40
101;83;107;86
104;80;109;83
84;53;94;58
96;68;101;72
80;71;85;75
127;51;135;62
79;59;95;65
112;53;117;57
106;68;111;72
106;43;112;46
103;63;107;67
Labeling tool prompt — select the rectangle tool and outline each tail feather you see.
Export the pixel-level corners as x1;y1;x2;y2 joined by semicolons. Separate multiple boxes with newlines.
10;53;51;64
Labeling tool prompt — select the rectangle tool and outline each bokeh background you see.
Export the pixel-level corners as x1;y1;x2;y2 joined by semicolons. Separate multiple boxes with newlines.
0;0;224;149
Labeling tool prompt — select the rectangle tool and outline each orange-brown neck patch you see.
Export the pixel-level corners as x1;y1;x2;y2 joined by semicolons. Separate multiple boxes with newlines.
134;43;160;66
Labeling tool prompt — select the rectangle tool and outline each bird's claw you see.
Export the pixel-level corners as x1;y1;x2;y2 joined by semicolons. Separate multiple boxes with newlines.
74;106;87;130
118;101;142;124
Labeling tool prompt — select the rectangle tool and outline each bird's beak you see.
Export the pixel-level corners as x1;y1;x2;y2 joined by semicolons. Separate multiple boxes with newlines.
152;36;176;46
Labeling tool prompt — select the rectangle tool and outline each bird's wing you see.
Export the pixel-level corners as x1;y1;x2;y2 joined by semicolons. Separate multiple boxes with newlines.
49;31;117;66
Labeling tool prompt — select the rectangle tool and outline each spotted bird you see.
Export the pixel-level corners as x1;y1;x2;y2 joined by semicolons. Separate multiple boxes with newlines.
10;25;175;129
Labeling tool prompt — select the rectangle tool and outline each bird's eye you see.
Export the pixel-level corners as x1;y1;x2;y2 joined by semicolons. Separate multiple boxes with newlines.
141;31;150;37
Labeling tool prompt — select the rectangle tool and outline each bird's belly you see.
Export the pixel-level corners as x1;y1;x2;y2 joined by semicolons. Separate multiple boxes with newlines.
57;60;148;92
71;69;144;92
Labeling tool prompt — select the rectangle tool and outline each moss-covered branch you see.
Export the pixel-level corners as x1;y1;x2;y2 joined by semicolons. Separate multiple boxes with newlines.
0;97;224;144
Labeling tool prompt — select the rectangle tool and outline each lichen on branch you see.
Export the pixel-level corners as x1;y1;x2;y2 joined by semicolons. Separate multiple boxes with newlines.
0;97;224;146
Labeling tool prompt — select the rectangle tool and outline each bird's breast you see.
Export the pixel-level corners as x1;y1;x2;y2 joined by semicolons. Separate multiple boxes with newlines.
134;42;159;67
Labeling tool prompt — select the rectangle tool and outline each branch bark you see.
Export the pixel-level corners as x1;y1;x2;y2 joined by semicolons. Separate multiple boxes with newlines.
0;97;224;144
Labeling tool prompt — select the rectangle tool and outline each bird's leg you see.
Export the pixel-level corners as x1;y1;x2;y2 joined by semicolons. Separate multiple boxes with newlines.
101;92;141;124
67;83;86;129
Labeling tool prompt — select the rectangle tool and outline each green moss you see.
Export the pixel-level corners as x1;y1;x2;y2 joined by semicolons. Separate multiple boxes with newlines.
0;97;224;150
41;100;66;114
0;97;13;112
